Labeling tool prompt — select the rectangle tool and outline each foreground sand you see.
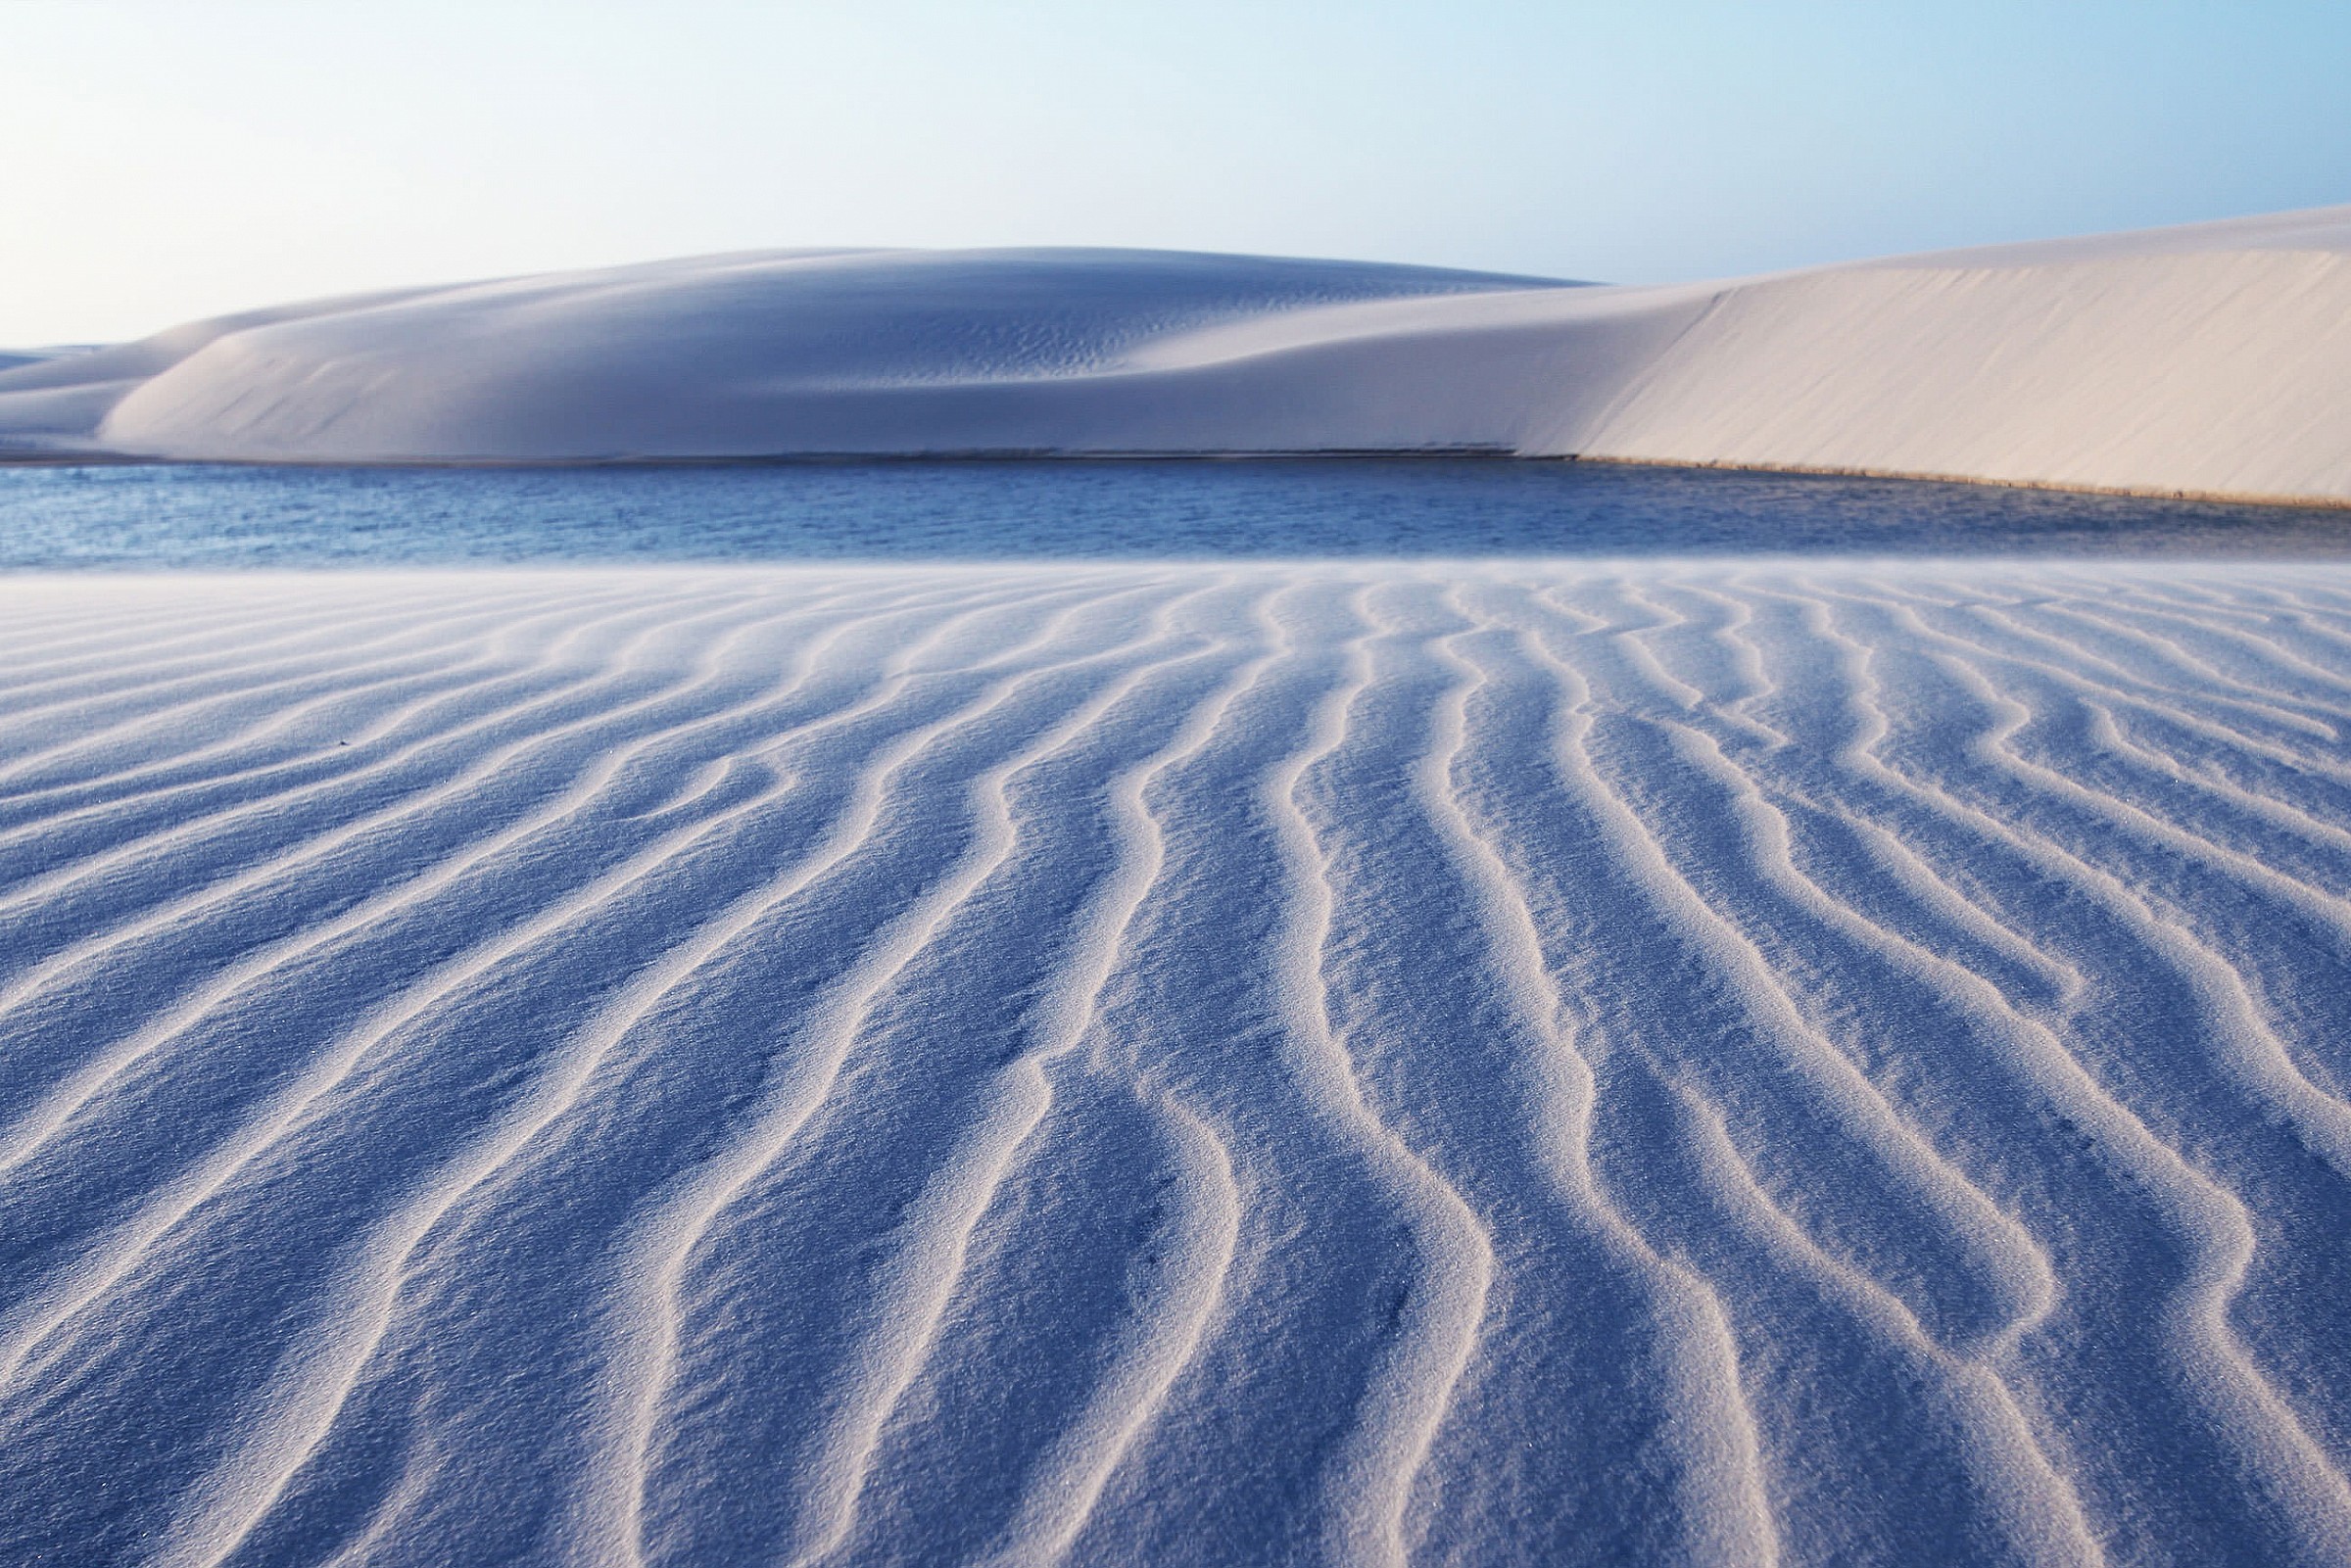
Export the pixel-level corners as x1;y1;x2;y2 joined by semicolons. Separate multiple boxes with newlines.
6;564;2351;1564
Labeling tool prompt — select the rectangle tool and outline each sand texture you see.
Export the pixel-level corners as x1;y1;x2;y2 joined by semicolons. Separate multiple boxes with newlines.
7;565;2351;1563
2;207;2347;504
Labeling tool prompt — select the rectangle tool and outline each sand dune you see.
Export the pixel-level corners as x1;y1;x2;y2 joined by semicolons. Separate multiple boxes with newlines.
6;564;2351;1563
2;207;2347;503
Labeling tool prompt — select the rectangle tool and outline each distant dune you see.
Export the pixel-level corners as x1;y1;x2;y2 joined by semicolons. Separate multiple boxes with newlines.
9;564;2351;1563
2;206;2347;502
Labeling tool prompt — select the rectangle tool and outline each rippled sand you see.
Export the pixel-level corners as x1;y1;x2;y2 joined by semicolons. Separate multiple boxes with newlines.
6;564;2351;1565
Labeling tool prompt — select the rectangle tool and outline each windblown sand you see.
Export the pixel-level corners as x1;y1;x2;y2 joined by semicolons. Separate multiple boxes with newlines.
7;565;2351;1565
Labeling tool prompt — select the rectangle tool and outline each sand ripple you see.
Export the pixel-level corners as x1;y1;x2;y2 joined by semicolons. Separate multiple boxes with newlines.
5;564;2351;1565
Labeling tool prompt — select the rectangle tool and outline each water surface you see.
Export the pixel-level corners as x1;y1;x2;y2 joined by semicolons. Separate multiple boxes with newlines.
2;458;2343;567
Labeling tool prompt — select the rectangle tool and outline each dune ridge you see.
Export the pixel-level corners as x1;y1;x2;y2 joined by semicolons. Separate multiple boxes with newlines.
6;565;2351;1563
3;207;2348;504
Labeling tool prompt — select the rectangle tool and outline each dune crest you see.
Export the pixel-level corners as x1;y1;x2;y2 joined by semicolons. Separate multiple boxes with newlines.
3;207;2348;503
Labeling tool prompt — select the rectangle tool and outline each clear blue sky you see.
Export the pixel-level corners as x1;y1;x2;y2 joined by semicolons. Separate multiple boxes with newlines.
4;0;2345;343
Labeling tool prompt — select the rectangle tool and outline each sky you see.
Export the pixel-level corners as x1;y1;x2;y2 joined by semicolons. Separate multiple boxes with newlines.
3;0;2346;344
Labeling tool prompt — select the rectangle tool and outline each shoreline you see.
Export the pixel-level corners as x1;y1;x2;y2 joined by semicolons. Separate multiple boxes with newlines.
4;446;2348;516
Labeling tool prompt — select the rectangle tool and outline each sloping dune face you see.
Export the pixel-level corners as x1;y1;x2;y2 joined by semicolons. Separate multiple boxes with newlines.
3;207;2348;502
9;565;2351;1565
1551;215;2351;504
17;250;1580;462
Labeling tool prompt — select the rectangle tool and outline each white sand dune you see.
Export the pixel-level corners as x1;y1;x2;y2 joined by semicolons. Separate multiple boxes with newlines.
7;564;2351;1564
2;206;2347;503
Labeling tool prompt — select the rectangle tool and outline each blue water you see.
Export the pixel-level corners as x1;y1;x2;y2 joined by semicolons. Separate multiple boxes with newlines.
1;458;2345;566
